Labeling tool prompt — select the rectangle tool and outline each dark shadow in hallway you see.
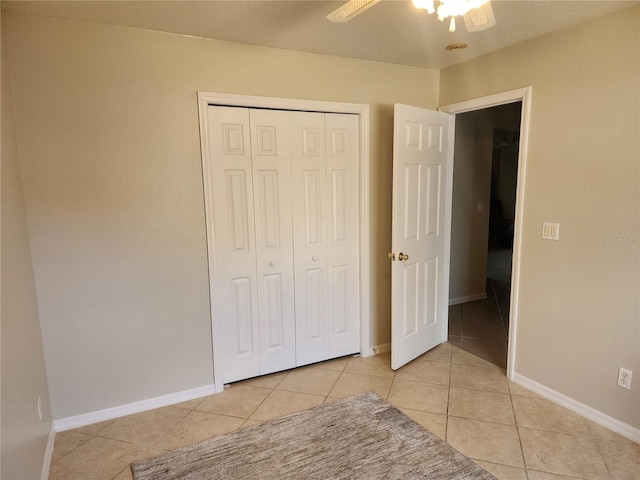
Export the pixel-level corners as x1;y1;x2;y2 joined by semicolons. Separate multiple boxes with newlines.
448;278;510;369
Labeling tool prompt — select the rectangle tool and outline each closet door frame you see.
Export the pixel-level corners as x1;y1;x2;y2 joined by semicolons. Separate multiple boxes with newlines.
198;92;371;393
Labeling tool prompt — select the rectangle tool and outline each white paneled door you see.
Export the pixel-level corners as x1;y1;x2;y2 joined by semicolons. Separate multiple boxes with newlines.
325;114;360;359
249;109;297;376
390;104;454;370
290;111;329;366
291;112;360;366
207;106;262;383
205;105;360;383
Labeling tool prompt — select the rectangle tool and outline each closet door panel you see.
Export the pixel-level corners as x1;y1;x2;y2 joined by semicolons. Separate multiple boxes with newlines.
302;170;323;246
207;106;260;383
250;109;296;375
326;113;360;357
207;106;361;383
291;112;330;366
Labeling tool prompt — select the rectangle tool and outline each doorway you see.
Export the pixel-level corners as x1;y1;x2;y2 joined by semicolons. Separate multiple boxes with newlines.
487;125;521;335
446;103;521;368
440;87;532;379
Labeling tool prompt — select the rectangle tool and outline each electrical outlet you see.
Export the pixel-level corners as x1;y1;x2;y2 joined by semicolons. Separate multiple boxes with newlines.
617;367;632;390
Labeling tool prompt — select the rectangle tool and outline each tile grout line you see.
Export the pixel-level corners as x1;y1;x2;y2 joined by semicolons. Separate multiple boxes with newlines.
326;356;351;402
592;431;618;480
490;278;509;338
246;356;354;421
386;367;397;401
245;371;292;423
507;381;530;478
460;304;465;352
444;347;453;444
110;464;131;480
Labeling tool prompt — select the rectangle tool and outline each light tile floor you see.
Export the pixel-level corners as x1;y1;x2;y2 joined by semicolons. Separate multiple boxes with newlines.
449;278;511;368
49;344;640;480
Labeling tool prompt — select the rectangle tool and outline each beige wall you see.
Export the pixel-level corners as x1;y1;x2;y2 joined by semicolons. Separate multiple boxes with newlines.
449;104;521;302
442;6;640;428
1;25;53;478
2;12;440;419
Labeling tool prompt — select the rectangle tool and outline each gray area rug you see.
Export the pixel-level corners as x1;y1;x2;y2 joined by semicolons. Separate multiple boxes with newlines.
132;392;497;479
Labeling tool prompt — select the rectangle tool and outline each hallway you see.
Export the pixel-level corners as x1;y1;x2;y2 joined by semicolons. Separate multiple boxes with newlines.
448;278;510;369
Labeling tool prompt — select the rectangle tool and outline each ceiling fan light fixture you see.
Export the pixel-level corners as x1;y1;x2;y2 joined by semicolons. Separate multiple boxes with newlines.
326;0;381;23
463;2;496;31
413;0;492;30
412;0;435;14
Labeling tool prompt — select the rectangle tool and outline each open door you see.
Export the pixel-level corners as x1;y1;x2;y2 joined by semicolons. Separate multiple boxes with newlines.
390;104;454;370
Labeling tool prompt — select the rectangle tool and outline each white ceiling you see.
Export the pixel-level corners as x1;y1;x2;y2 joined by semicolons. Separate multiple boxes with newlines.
2;0;637;69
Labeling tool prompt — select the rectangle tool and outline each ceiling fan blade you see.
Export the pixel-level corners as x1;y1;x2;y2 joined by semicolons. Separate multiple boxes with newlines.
326;0;381;23
463;2;496;32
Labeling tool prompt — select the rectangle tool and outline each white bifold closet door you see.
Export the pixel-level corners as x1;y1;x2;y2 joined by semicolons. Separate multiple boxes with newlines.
291;112;360;366
206;106;359;384
251;109;297;375
207;106;296;383
324;113;360;360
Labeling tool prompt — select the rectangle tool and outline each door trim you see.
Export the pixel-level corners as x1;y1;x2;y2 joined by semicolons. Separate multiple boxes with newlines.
439;86;532;381
197;92;371;392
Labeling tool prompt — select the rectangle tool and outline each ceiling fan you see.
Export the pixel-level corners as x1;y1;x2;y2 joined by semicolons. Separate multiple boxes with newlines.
327;0;496;33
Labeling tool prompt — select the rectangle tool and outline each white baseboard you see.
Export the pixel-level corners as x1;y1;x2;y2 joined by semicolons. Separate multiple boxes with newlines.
449;293;487;306
370;343;391;355
512;372;640;443
54;384;217;432
41;423;56;480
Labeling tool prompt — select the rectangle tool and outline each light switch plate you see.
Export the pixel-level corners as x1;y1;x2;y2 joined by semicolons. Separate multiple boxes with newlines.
542;222;560;240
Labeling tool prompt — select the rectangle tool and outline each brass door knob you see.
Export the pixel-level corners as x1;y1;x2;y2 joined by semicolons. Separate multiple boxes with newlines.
388;252;396;261
398;252;409;261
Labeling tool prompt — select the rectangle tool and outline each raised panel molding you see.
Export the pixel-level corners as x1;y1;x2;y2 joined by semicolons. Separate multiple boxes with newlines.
226;170;250;252
427;125;443;152
263;274;284;350
405;121;423;151
302;128;321;156
402;262;419;337
331;170;347;243
403;164;421;241
423;257;438;327
425;164;441;238
256;125;277;156
232;277;254;355
332;265;348;335
222;123;245;155
306;268;324;340
257;170;281;250
303;170;322;246
331;129;347;156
